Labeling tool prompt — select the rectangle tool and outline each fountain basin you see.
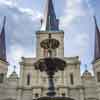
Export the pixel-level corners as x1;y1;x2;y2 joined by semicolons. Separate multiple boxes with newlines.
34;57;66;73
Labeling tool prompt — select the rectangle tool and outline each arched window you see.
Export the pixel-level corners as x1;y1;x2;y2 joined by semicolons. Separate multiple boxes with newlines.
27;74;30;85
70;73;74;85
0;73;4;83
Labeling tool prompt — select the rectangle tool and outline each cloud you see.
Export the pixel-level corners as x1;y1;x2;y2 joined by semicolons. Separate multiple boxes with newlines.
0;0;17;7
59;0;94;71
60;0;90;56
60;0;89;28
7;44;36;76
85;0;95;16
64;32;89;57
0;0;95;75
0;0;42;75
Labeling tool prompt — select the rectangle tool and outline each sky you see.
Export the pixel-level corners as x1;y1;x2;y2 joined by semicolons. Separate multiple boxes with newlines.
0;0;100;75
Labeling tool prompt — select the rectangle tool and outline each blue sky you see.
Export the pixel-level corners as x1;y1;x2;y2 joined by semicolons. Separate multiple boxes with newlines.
0;0;100;75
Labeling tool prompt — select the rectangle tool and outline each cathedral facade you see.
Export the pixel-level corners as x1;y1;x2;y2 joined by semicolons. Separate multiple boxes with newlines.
0;0;100;100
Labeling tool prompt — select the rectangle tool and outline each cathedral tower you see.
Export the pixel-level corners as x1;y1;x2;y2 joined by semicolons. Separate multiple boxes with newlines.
0;16;8;82
0;16;9;98
36;0;64;58
93;16;100;100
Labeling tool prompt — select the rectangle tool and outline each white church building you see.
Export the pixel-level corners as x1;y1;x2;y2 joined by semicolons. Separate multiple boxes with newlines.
0;0;100;100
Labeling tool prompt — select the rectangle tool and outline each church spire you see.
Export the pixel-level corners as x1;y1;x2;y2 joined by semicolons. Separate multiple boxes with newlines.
94;16;100;61
0;16;6;61
41;0;59;31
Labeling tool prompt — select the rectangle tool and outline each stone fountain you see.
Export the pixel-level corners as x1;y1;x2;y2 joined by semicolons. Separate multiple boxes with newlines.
34;33;74;100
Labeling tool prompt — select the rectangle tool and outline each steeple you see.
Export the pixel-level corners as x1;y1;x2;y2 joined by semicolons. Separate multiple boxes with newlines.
94;16;100;61
41;0;59;31
0;16;6;61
